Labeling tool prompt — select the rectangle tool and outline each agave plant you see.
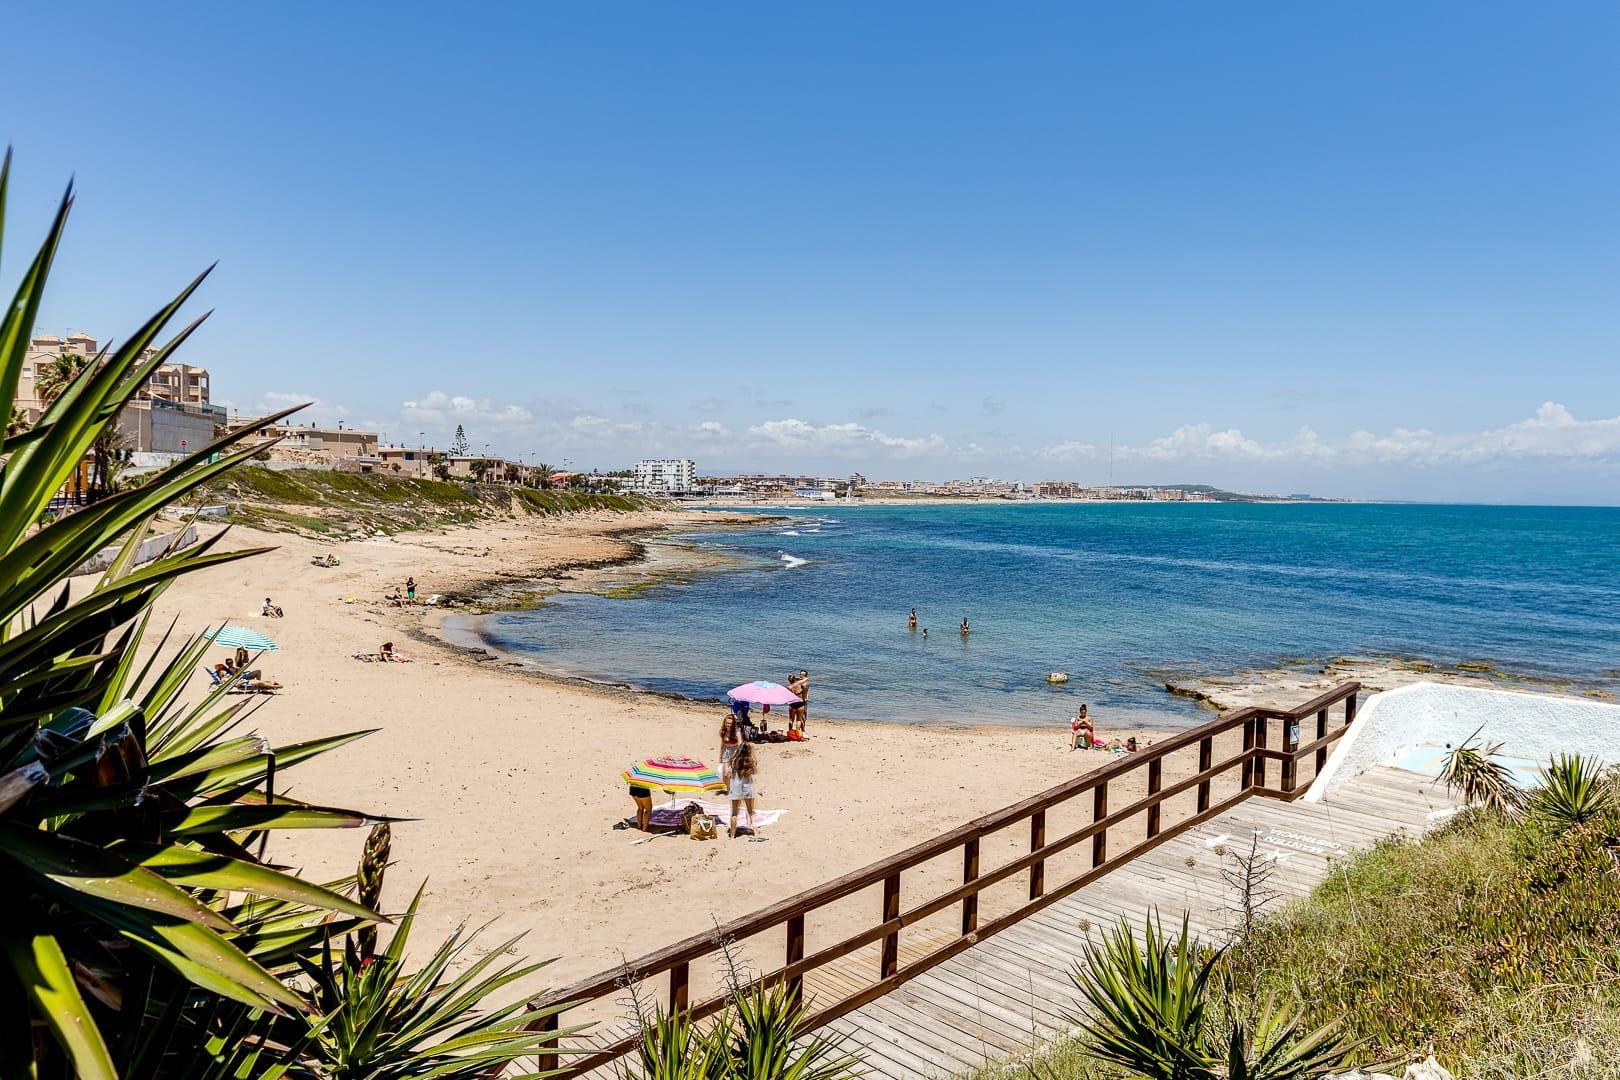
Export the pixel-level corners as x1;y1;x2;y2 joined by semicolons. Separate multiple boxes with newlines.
1438;731;1525;818
1065;916;1354;1080
299;882;565;1079
623;981;859;1080
0;151;390;1076
723;981;860;1080
1531;754;1614;832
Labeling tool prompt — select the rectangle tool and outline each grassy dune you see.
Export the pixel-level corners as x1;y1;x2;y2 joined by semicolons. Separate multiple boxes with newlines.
200;467;654;536
965;807;1620;1079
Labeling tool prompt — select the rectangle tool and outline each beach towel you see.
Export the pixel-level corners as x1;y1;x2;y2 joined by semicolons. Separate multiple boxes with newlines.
657;799;785;831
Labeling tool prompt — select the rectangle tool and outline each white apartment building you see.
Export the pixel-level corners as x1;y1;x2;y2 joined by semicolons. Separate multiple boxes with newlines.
633;458;695;495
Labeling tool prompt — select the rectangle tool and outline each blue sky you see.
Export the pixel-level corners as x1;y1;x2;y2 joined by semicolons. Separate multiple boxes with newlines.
4;3;1617;501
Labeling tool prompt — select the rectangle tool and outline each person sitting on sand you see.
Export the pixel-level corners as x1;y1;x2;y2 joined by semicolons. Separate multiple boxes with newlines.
629;783;653;832
378;641;412;662
1070;704;1094;751
908;608;917;630
230;648;263;682
1125;736;1140;753
719;712;741;781
262;597;284;618
728;743;759;838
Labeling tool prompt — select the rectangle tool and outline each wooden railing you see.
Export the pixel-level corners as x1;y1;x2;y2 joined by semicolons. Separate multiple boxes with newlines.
532;682;1361;1075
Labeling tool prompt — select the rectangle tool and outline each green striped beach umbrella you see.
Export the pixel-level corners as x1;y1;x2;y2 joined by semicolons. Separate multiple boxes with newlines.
204;626;280;652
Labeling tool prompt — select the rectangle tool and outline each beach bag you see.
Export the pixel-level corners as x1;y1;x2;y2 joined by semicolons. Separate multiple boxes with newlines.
681;803;717;841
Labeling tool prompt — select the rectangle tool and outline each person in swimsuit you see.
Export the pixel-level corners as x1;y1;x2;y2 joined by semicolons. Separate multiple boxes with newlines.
1070;704;1093;750
406;576;417;602
960;617;971;636
794;670;810;734
908;608;917;631
629;783;653;831
719;713;741;781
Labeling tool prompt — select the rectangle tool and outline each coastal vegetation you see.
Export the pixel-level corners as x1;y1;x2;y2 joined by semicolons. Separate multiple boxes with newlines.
201;465;652;537
0;153;561;1077
974;749;1620;1080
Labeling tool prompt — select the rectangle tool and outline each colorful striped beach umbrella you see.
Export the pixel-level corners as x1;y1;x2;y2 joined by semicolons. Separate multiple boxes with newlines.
726;681;800;706
622;755;725;796
204;626;280;652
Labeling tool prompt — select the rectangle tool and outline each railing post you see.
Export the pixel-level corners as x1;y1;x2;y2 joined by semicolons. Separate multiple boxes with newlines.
1253;717;1269;788
1146;758;1163;837
1196;736;1213;813
1282;718;1299;793
536;1010;559;1075
1345;693;1358;726
1315;707;1329;775
962;837;980;934
669;961;689;1015
1241;716;1255;790
881;873;900;979
785;914;805;1010
1092;782;1108;867
1029;811;1046;899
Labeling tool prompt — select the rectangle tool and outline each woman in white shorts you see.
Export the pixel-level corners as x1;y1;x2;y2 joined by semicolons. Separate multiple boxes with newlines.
728;743;758;837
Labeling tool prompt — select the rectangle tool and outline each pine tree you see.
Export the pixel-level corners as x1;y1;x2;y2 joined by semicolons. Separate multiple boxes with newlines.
451;423;469;455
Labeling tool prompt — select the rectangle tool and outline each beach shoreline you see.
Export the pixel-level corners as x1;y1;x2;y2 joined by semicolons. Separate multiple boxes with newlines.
143;506;1178;1000
138;500;1609;1007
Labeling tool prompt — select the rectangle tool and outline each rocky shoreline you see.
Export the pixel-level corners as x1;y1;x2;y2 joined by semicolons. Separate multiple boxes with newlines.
1159;654;1615;713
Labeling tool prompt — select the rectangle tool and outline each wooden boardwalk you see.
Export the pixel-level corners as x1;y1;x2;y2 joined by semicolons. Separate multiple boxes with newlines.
813;766;1455;1078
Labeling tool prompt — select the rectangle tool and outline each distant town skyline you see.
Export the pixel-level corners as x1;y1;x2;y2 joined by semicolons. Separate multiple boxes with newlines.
4;4;1616;504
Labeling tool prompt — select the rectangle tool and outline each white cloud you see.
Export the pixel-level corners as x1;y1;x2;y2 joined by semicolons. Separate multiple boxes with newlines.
1040;403;1620;471
400;390;533;427
745;418;949;459
248;391;351;425
1036;440;1098;463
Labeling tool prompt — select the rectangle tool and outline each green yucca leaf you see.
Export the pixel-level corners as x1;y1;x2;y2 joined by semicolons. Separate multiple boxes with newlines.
0;173;71;439
0;290;213;551
0;823;237;932
0;543;271;690
87;899;306;1016
0;918;118;1080
113;842;384;923
166;799;383;836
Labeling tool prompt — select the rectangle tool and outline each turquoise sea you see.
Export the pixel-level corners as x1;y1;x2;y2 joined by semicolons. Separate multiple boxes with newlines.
470;503;1620;730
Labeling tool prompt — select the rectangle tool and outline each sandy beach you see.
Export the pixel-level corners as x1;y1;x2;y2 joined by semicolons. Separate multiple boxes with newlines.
143;508;1170;1006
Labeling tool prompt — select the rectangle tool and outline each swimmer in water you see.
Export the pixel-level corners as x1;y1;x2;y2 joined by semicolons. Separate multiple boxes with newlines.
960;617;971;636
908;608;917;631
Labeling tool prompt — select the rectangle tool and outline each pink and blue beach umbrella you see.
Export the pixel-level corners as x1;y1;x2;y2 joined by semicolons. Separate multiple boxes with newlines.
727;680;801;706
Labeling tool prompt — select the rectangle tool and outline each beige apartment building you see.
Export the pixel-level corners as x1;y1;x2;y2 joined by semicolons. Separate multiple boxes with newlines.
20;332;223;459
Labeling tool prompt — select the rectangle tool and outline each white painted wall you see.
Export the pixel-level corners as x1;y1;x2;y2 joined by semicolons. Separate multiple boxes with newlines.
1306;681;1620;802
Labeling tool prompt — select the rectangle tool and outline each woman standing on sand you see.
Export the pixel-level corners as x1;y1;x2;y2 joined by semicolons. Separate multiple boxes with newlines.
719;712;741;781
406;577;417;603
728;743;758;838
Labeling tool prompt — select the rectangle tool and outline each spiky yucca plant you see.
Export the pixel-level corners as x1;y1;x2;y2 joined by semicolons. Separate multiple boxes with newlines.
1063;916;1353;1080
623;982;859;1080
300;884;566;1079
0;151;388;1076
1531;754;1614;832
1438;731;1525;818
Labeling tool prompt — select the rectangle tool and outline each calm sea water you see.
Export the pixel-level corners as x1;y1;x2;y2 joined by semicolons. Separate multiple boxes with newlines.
471;503;1620;730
